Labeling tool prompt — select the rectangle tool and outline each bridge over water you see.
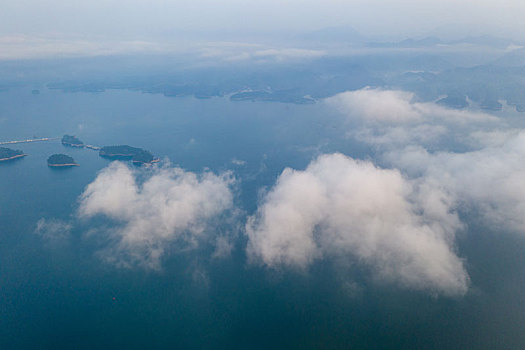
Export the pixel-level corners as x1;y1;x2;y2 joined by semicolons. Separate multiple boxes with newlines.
0;137;59;145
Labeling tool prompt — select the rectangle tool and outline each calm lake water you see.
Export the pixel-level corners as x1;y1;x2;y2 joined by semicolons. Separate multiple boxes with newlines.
1;87;525;349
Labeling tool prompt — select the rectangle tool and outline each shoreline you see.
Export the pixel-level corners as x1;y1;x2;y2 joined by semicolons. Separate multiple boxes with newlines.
0;154;27;162
62;143;84;148
132;158;160;165
48;163;79;167
100;153;134;158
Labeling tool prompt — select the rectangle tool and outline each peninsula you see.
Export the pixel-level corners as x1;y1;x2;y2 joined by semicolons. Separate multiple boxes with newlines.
0;147;26;162
47;154;79;167
62;135;84;147
99;145;159;165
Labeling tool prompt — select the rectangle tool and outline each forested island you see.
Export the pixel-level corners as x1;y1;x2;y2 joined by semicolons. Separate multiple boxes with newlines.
99;145;158;165
62;135;84;147
47;154;79;167
0;147;26;162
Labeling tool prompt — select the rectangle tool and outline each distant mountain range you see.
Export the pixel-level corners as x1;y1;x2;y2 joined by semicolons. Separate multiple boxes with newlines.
369;35;521;49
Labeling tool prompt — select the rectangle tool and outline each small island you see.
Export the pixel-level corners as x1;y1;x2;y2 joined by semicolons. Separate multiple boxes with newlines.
99;145;159;165
47;154;79;167
0;147;26;162
62;135;84;147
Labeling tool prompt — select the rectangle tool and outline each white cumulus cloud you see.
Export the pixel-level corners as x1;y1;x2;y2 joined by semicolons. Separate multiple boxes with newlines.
246;153;468;296
386;131;525;234
326;88;498;149
78;161;235;269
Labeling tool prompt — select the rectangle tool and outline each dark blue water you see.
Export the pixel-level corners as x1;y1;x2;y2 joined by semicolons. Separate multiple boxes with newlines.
1;88;525;349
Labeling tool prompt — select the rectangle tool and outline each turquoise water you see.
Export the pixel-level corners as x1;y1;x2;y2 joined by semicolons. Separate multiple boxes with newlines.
1;88;525;349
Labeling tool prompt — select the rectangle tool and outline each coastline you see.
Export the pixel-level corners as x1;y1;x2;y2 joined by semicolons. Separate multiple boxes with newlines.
100;153;134;158
48;163;79;167
132;158;160;165
0;154;27;162
62;143;84;148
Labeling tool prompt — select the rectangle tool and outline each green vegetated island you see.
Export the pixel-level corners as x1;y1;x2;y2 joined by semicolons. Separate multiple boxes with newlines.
1;135;159;167
61;135;98;150
99;145;159;165
62;135;159;165
47;154;79;167
62;135;84;147
0;147;26;162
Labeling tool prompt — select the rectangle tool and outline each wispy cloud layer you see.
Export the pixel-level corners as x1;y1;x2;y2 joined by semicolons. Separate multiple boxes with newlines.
327;88;496;125
326;88;498;149
0;34;326;61
35;218;72;241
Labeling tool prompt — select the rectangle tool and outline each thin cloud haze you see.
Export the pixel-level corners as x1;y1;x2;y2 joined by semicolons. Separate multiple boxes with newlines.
2;0;525;40
326;88;499;149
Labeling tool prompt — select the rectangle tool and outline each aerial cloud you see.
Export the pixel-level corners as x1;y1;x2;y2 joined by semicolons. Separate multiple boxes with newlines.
294;87;525;296
199;43;325;62
246;153;469;296
78;161;235;269
35;218;72;241
386;132;525;234
327;88;496;125
326;89;525;236
326;88;498;149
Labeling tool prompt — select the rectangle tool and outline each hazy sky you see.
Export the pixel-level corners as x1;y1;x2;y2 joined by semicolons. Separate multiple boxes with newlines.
1;0;525;40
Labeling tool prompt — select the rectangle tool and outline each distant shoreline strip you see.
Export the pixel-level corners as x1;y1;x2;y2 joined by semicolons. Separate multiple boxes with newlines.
48;163;79;167
0;137;59;145
0;154;27;162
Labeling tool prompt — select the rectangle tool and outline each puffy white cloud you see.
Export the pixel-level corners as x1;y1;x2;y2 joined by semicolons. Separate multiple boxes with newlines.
326;88;498;149
78;161;235;269
327;88;498;125
316;87;525;296
386;131;525;234
246;153;468;296
327;89;423;123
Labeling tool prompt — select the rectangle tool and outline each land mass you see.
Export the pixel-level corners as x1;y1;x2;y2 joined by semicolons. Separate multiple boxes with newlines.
99;145;159;165
62;135;84;147
230;90;316;104
47;154;78;167
0;147;26;162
